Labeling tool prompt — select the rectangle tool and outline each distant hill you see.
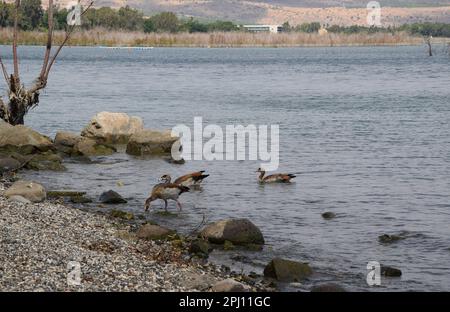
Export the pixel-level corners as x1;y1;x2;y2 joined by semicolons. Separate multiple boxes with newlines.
40;1;450;25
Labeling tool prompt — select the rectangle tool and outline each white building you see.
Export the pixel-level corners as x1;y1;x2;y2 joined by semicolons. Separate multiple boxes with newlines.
242;25;283;33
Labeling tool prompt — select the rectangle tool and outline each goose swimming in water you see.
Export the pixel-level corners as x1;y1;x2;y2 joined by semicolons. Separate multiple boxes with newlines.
158;172;209;187
144;176;190;212
256;168;296;184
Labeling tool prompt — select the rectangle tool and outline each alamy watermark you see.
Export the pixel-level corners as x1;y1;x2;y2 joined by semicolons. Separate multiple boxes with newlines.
66;1;82;26
367;1;382;27
367;261;381;286
67;261;81;286
171;117;280;171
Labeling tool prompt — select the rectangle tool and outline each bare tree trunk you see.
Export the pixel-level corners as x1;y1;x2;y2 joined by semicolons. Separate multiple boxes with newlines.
425;36;433;57
0;1;93;125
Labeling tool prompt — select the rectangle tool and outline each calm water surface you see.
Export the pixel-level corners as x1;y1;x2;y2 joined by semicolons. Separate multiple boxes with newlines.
1;45;450;291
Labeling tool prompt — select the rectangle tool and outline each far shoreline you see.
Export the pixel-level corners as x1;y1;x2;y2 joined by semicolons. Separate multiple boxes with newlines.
1;28;449;49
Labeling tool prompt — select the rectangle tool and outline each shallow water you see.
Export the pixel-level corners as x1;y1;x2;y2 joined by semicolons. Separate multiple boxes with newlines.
1;45;450;291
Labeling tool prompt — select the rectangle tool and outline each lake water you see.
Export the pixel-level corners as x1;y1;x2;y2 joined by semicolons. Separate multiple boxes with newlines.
1;45;450;291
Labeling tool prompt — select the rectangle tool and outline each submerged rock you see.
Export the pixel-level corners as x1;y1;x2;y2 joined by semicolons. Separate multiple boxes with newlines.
81;112;144;144
189;239;211;257
136;224;176;240
381;265;402;277
0;157;21;174
110;209;134;220
99;190;127;204
311;283;346;292
47;190;87;198
321;212;336;220
4;180;46;203
70;196;93;204
126;129;179;156
54;131;82;155
212;279;248;292
25;151;66;171
263;258;313;282
200;218;264;246
378;234;404;244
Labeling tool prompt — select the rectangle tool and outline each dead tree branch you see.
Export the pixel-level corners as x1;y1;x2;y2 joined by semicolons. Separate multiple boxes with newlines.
1;1;94;125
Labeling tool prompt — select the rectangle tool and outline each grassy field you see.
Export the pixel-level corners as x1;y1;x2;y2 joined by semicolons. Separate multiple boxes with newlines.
0;28;448;48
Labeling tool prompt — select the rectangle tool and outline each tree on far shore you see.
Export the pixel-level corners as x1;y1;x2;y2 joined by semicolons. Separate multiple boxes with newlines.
0;0;93;125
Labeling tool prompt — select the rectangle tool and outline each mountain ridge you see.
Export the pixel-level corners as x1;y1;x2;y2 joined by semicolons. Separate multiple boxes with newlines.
37;1;450;25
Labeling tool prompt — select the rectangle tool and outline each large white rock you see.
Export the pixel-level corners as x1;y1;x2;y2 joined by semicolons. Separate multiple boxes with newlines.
81;112;144;144
4;180;46;203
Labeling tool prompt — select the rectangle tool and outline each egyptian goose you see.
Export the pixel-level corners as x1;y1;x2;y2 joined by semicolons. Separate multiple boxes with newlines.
174;171;209;187
256;168;296;184
144;176;190;212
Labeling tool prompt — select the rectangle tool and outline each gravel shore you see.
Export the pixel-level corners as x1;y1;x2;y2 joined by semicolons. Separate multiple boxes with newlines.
0;181;251;292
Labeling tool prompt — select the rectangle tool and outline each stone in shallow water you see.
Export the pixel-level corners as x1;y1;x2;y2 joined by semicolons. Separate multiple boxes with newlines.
0;123;53;154
126;129;179;156
200;218;264;246
110;209;134;220
73;137;116;157
81;112;144;144
321;212;336;220
381;265;402;277
378;234;404;244
263;258;313;282
99;190;127;204
0;157;21;173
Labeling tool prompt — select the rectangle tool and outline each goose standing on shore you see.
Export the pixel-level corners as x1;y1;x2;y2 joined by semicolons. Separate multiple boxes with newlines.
256;168;296;184
144;176;190;212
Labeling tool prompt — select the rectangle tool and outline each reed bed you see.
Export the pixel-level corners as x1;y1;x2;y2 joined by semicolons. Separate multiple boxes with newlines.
0;28;439;47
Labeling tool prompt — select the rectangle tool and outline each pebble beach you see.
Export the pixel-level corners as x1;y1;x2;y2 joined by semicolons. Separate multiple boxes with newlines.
0;181;255;292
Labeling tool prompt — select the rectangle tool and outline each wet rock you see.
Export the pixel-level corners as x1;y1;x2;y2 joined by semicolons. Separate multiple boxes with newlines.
311;283;346;292
99;190;127;204
379;234;404;244
110;209;134;220
7;195;32;204
223;240;235;251
126;129;179;156
54;131;82;155
70;196;93;204
200;218;264;246
47;190;87;198
24;151;66;171
321;212;336;220
81;112;143;144
0;123;53;154
381;266;402;277
189;239;211;256
263;258;313;282
212;279;248;292
4;180;46;203
164;156;185;165
0;157;21;174
136;224;176;240
73;137;116;157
